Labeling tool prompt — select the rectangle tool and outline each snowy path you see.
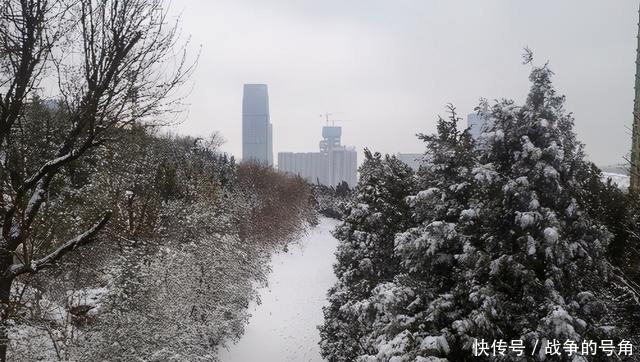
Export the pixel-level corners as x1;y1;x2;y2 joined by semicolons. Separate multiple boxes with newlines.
218;217;339;362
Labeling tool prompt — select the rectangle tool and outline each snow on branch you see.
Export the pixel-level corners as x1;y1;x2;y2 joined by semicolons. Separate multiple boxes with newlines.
20;151;78;193
9;211;112;277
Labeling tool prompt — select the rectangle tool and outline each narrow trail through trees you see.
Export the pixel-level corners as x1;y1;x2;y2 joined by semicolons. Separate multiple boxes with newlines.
218;217;339;362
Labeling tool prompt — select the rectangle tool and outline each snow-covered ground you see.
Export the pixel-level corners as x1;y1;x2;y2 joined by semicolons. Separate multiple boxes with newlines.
218;217;339;362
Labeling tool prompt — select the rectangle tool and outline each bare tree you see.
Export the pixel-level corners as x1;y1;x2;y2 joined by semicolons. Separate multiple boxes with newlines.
0;0;193;360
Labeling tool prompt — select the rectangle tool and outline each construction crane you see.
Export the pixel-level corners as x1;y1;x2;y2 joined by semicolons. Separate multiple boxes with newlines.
320;112;351;126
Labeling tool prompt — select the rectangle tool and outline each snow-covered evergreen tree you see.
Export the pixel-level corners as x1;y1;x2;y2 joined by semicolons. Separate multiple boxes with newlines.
319;150;416;362
322;61;639;362
452;62;622;360
353;107;476;362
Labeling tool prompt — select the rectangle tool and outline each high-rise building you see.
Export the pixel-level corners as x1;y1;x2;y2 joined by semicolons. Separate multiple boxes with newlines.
329;146;358;186
278;125;357;187
278;152;327;184
467;113;489;140
467;113;494;152
242;84;273;165
319;126;342;153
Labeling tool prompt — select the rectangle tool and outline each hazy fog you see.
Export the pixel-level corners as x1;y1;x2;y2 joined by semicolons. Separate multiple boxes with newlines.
170;0;637;166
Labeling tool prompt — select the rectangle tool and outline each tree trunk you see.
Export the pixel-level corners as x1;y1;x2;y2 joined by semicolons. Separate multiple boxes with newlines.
0;279;9;362
0;251;14;362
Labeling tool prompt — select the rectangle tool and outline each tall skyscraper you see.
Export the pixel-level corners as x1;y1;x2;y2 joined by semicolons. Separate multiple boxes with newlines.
242;84;273;165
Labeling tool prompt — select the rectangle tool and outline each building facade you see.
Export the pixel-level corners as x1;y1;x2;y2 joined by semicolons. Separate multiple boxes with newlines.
467;113;489;140
278;126;357;187
328;146;358;186
278;152;327;184
242;84;273;165
467;112;494;152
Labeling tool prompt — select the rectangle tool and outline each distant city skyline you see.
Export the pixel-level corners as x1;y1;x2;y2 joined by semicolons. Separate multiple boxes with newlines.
169;0;636;167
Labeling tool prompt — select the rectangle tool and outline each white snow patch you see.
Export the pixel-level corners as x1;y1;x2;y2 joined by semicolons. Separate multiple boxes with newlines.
521;136;542;161
459;209;477;221
479;129;504;143
515;211;537;228
415;188;440;200
543;165;559;179
416;357;448;362
543;227;559;244
473;164;498;184
218;218;339;362
526;236;537;255
529;197;540;210
420;335;450;354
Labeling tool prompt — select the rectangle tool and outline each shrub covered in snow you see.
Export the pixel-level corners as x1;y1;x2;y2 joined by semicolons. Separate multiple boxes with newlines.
8;129;316;361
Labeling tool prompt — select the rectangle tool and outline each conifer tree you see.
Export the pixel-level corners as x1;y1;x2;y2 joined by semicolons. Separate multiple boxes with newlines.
347;62;636;362
319;150;415;362
321;59;639;362
453;62;623;360
353;107;476;362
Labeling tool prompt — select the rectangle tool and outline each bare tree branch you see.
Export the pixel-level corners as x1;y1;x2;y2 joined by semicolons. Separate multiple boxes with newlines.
0;0;194;358
9;211;111;277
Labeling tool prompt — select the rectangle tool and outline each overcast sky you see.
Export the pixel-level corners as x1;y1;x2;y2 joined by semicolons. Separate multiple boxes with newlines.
169;0;637;167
